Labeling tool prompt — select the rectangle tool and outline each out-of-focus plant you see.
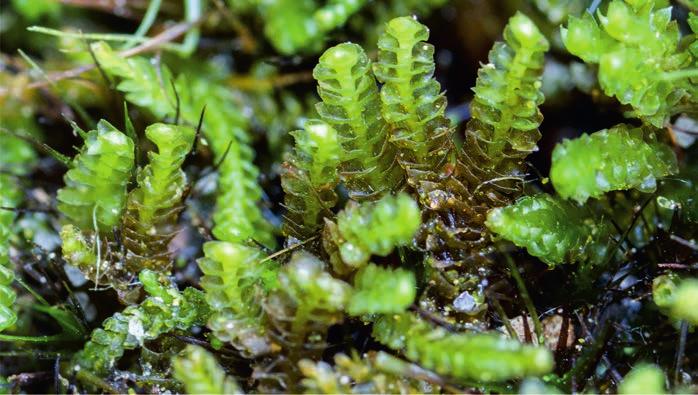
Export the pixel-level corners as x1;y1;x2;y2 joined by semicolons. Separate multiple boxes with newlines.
172;345;242;394
562;0;698;126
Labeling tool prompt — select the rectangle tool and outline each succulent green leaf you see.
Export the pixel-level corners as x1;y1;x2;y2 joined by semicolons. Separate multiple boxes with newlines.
278;251;352;321
466;12;549;166
197;241;279;357
374;16;453;180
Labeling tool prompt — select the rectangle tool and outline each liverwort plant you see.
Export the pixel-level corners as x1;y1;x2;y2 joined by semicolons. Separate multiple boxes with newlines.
2;0;698;392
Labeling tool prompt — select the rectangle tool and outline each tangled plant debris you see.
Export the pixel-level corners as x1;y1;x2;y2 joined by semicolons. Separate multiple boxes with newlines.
0;0;697;393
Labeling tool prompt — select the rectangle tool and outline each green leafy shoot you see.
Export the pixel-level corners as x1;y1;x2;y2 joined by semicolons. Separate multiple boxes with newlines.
373;313;554;382
618;363;666;395
550;124;677;203
281;120;341;242
486;194;613;266
172;345;242;394
347;263;416;316
466;12;549;168
561;0;698;126
91;41;275;248
122;123;196;272
56;120;135;232
198;241;279;357
323;193;420;273
72;270;209;376
374;16;453;178
313;42;402;200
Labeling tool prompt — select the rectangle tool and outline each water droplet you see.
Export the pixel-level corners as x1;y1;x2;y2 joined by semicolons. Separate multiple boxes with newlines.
127;317;145;345
453;291;477;313
637;176;656;192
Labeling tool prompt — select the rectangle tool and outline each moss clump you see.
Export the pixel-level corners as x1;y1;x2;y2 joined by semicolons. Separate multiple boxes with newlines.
1;0;697;393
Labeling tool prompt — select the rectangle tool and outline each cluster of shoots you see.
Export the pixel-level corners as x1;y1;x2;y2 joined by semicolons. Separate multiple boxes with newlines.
0;0;697;393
